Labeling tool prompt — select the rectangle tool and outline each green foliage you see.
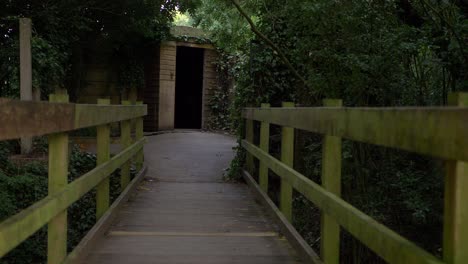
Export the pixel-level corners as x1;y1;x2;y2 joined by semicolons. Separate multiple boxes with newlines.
191;0;467;261
0;0;194;99
0;143;128;263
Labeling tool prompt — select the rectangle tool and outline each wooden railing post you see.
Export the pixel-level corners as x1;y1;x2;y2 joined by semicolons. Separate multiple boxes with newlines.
47;93;69;264
135;101;144;171
96;99;111;220
259;103;270;193
280;102;294;222
320;99;343;264
444;92;468;264
120;100;132;190
245;109;255;174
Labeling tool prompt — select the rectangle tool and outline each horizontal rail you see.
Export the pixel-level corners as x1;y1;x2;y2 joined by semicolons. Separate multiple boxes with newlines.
0;98;147;140
242;107;468;162
242;140;443;264
0;138;146;257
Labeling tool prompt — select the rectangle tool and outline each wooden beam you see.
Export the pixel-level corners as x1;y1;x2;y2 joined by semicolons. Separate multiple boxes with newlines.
280;102;294;222
443;92;468;264
0;99;147;140
320;99;342;264
19;18;33;154
243;106;468;162
135;101;144;170
242;169;322;264
245;114;254;174
242;140;442;264
259;103;270;193
120;101;132;190
0;138;146;258
47;94;69;264
96;99;111;220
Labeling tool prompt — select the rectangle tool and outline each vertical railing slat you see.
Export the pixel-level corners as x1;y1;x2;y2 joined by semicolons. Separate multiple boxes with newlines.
245;113;255;174
259;103;270;193
443;92;468;264
120;100;132;190
280;102;295;222
320;99;343;264
96;98;111;220
47;93;69;264
135;101;144;171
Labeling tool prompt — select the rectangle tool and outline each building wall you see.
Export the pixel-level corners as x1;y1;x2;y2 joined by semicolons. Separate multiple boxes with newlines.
158;42;177;130
143;44;161;132
202;49;218;129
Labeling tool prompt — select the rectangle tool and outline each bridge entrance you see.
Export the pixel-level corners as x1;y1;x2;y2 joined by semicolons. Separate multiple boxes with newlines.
174;46;204;129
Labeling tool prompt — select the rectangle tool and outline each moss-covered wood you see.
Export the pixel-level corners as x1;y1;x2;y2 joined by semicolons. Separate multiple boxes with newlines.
243;106;468;162
242;139;442;264
0;98;147;140
0;138;146;258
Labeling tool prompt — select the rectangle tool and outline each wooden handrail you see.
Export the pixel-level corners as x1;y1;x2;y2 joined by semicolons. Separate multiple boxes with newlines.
0;95;148;264
0;98;147;140
242;93;467;264
242;105;468;162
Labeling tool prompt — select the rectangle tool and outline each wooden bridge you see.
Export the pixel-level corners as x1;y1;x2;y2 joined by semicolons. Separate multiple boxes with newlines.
0;93;467;264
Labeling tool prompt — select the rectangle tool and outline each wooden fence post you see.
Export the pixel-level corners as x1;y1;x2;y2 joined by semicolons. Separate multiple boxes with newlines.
47;93;69;264
120;100;132;190
19;18;33;154
245;110;255;174
280;102;294;222
96;99;111;220
320;99;343;264
444;92;468;264
135;101;144;171
259;103;270;193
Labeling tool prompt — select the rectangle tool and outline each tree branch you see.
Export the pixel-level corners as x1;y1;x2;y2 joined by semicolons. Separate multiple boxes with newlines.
229;0;311;93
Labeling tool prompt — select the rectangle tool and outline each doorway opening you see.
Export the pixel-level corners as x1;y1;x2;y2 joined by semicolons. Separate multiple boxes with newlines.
174;46;204;129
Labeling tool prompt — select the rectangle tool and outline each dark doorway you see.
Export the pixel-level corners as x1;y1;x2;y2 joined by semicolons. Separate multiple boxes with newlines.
174;47;204;129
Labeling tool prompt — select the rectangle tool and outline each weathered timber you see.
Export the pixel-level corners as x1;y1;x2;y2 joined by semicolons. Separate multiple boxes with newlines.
19;18;33;154
243;169;322;264
47;94;69;264
96;99;111;220
320;99;342;264
259;103;270;193
443;92;468;264
245;116;255;174
135;102;144;170
120;101;132;190
65;166;148;264
242;140;442;264
79;132;301;264
0;98;147;140
242;107;468;162
280;102;294;222
0;139;146;258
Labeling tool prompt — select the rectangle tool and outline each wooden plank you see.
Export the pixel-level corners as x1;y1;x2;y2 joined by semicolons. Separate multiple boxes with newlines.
0;139;146;258
47;94;69;264
96;99;111;220
135;102;144;171
120;101;132;190
242;140;442;264
259;103;270;192
280;102;294;222
19;18;33;154
243;169;322;264
64;166;148;264
242;106;468;162
443;92;468;264
320;99;342;264
0;99;147;140
245;117;254;174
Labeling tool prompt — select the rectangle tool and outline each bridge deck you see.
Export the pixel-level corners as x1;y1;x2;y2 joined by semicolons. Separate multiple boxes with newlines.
80;131;301;264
